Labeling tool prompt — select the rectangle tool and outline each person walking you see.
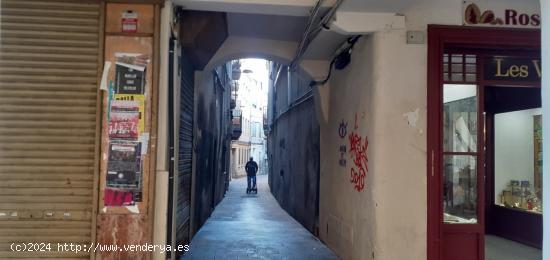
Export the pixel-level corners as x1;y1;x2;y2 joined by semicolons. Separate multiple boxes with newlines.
245;157;258;193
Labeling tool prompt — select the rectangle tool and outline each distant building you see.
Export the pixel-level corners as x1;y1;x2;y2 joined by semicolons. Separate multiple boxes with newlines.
230;60;269;178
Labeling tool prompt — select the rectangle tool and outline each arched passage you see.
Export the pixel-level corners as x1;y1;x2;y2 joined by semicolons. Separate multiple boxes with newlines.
199;35;331;128
201;36;327;80
193;45;323;223
184;50;330;258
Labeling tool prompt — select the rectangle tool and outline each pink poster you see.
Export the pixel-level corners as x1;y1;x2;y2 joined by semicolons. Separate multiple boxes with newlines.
104;188;135;206
109;100;140;140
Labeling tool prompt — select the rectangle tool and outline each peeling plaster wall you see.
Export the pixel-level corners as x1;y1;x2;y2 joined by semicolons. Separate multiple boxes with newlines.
366;30;428;260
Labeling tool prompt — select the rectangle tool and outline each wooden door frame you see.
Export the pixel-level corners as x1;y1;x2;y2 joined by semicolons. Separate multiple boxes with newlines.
427;25;540;260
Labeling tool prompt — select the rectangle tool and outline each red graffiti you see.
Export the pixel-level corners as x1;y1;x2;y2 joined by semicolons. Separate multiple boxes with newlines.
348;115;368;192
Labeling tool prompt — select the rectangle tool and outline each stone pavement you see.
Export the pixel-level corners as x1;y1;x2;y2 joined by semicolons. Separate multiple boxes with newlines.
181;175;340;260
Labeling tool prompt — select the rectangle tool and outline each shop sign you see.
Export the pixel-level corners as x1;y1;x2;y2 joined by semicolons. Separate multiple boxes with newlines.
484;56;541;82
463;1;540;28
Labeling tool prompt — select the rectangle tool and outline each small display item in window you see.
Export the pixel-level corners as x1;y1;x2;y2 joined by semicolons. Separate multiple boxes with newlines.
500;179;542;213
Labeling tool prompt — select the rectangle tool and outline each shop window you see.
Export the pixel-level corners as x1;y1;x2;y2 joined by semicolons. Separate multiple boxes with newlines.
494;108;543;214
443;84;478;224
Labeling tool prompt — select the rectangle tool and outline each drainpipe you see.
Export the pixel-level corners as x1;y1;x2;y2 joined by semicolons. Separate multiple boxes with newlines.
287;66;292;107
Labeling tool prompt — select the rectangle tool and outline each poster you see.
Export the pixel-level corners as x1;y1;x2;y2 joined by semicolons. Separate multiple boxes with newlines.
107;170;140;188
109;100;140;140
107;142;141;189
114;53;148;94
104;188;135;206
104;53;149;208
114;94;145;134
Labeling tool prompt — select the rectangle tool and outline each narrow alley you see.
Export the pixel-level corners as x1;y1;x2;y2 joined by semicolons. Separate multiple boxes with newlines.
182;175;338;260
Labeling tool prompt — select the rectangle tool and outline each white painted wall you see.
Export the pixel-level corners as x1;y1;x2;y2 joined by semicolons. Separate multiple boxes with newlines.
319;21;430;260
494;108;542;202
319;29;429;260
318;0;541;259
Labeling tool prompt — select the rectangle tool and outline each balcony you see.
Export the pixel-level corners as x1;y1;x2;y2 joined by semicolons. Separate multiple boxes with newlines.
231;111;242;140
230;82;238;109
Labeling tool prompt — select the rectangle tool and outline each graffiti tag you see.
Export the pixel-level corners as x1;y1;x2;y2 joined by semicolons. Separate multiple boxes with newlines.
348;114;368;192
339;145;347;167
338;120;348;139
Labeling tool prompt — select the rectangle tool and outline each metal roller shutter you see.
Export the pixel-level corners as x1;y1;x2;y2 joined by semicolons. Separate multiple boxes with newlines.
0;0;101;259
176;51;194;248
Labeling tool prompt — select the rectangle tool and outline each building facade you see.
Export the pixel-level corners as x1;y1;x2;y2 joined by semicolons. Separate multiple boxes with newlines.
230;60;268;178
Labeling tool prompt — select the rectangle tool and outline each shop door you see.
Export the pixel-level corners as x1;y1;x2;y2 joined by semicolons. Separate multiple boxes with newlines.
0;0;101;259
440;53;485;260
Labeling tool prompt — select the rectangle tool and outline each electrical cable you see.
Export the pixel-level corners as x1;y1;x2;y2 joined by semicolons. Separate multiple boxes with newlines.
309;57;337;87
309;35;362;87
290;0;325;69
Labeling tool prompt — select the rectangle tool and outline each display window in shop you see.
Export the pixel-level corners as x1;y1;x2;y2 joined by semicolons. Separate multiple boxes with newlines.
494;108;542;214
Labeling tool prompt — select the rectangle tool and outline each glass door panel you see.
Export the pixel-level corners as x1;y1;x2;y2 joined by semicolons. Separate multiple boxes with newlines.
443;84;479;224
443;84;477;153
443;155;477;223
